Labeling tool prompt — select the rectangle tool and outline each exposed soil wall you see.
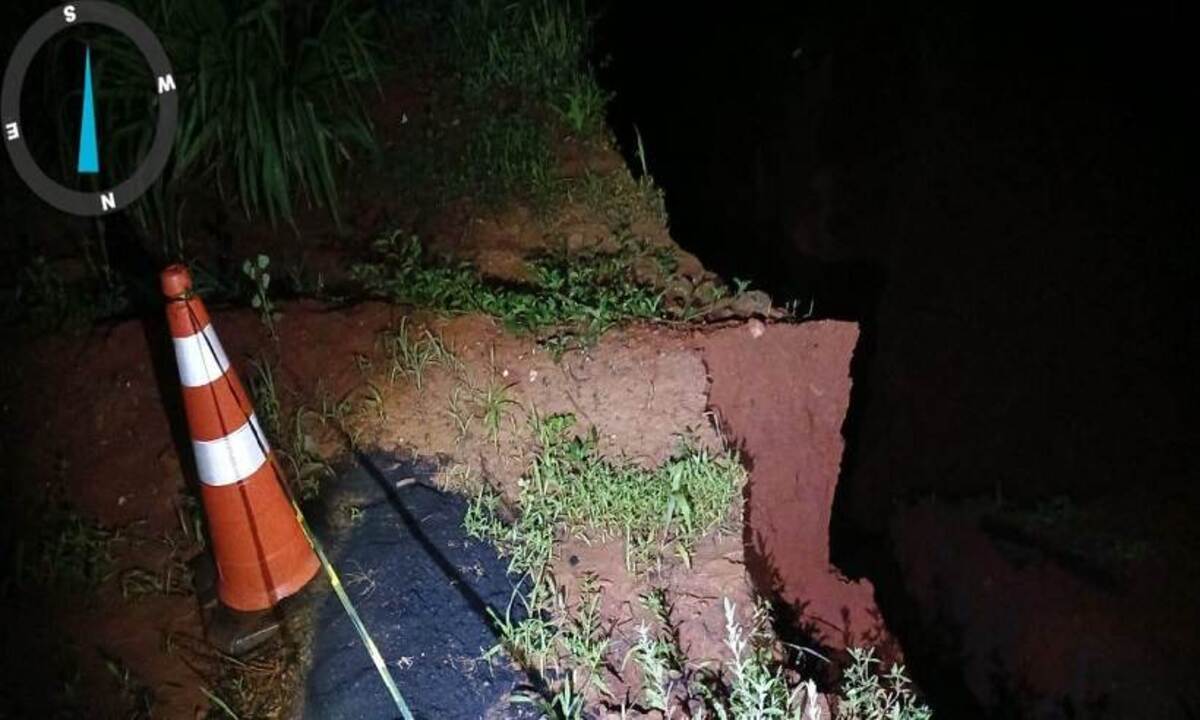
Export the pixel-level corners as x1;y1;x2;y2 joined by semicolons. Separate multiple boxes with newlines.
702;321;888;657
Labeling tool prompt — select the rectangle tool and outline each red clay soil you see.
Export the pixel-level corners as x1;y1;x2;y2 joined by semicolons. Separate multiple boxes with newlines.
0;301;397;717
3;302;883;717
702;321;891;655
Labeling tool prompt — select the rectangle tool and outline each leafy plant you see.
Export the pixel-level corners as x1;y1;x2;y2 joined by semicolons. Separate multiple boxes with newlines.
242;254;276;333
716;599;796;719
630;618;678;712
97;0;383;247
837;648;932;720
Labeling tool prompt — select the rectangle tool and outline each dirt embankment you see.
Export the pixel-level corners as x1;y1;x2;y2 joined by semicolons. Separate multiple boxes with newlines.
3;295;880;718
704;322;892;660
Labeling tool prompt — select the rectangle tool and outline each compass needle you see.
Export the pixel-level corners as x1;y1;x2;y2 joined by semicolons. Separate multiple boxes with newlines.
77;46;100;175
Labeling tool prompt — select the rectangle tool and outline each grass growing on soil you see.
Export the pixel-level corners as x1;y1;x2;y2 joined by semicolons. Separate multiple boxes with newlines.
461;412;744;709
248;359;341;500
385;0;608;205
352;231;678;352
95;0;384;240
464;412;743;579
380;317;459;390
5;509;119;593
462;414;932;719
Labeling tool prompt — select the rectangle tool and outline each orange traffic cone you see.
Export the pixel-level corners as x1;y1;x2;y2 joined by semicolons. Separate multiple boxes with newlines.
161;264;319;611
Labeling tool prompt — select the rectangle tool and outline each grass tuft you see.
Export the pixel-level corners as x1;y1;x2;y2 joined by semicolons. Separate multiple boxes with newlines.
352;231;674;353
380;319;457;390
96;0;383;241
6;509;120;593
466;413;742;578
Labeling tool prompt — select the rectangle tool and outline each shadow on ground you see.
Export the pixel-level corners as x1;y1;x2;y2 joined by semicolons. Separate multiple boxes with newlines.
303;452;538;720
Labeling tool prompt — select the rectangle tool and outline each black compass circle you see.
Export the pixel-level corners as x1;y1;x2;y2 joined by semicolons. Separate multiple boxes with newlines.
1;1;178;216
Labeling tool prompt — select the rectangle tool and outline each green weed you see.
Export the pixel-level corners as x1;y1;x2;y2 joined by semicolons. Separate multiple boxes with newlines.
447;384;476;440
241;255;276;335
11;511;120;592
352;231;672;352
380;320;457;390
558;575;611;694
450;0;594;107
475;378;521;444
468;413;742;578
485;589;560;675
3;255;131;332
465;114;556;204
384;0;609;203
513;672;586;720
284;407;337;500
838;648;933;720
248;361;336;500
553;73;612;135
248;359;283;436
96;0;383;241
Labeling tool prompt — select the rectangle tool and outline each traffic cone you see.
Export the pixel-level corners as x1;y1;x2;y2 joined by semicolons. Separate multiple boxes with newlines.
161;264;319;611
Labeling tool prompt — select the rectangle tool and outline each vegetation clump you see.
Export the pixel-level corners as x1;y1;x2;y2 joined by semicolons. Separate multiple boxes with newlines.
462;415;933;719
465;413;742;577
352;231;676;351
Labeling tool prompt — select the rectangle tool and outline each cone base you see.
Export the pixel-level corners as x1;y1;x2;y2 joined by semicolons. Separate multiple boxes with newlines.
217;550;319;612
202;460;321;612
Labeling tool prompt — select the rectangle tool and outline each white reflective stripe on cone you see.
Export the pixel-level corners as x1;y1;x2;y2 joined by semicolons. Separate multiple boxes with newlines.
192;414;270;487
173;324;231;388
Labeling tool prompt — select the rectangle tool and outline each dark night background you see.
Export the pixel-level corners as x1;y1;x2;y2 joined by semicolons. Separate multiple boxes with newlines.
595;1;1198;716
597;0;1196;508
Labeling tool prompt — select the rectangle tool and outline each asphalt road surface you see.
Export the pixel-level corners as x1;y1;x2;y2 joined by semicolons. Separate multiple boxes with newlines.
302;453;539;720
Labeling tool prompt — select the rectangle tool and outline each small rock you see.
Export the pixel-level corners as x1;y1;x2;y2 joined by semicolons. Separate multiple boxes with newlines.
747;318;766;338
